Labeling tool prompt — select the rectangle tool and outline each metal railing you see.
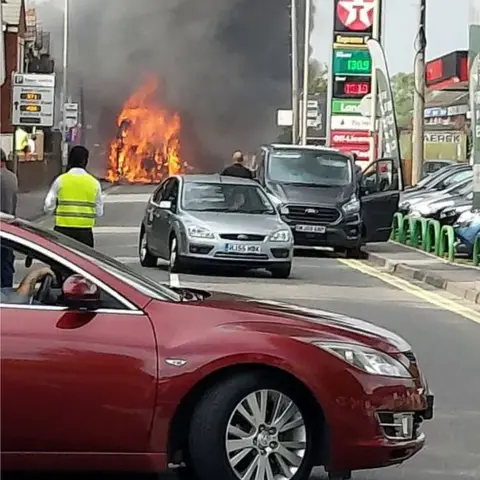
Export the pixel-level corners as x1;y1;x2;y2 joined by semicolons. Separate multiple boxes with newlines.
389;212;480;266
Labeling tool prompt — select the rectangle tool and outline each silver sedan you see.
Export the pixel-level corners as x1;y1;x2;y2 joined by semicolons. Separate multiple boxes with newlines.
140;174;294;278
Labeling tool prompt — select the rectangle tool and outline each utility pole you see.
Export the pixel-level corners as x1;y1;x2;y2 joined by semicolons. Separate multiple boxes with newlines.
411;0;427;185
367;0;381;162
61;0;69;169
300;0;312;145
291;0;299;144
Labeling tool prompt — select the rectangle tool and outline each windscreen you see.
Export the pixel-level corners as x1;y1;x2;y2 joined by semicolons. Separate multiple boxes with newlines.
182;182;275;214
417;165;456;187
268;149;352;186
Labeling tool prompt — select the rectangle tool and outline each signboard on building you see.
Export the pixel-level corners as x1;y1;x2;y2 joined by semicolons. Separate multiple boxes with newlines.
327;0;382;160
11;73;55;127
426;50;468;89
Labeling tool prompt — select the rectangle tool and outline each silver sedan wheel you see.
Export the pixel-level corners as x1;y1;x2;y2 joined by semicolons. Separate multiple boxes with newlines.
169;237;177;267
225;389;307;480
140;234;147;260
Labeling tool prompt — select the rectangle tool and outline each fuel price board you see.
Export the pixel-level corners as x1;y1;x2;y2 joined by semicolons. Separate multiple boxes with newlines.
333;49;372;75
11;73;55;127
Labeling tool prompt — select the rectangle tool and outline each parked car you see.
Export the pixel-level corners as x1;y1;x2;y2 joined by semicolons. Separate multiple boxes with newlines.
402;162;470;199
439;192;473;226
0;214;434;480
399;168;472;214
421;159;456;179
139;174;294;278
409;178;472;219
252;144;402;257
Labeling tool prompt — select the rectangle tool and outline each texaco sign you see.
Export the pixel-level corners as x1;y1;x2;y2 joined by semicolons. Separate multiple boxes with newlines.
335;0;375;33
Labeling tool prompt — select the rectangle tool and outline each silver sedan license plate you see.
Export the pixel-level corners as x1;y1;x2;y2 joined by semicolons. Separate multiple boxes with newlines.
296;225;326;233
226;243;262;254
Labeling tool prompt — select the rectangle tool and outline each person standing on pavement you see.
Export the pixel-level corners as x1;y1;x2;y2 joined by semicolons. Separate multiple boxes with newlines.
0;149;19;288
221;151;253;179
44;145;104;247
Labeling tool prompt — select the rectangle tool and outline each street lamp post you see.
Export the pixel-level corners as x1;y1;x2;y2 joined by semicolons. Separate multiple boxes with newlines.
300;0;312;145
61;0;69;168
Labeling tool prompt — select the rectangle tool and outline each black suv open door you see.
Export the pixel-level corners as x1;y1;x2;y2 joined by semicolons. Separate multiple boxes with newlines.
360;158;402;243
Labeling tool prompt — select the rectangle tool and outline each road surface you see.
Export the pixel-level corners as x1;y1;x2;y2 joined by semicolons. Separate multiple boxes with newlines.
31;184;480;480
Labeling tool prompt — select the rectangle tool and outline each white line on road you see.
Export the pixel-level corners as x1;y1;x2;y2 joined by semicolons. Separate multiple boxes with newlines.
93;227;139;234
103;194;151;204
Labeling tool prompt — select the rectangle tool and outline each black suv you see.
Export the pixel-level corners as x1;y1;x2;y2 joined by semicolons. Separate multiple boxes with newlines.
252;144;402;256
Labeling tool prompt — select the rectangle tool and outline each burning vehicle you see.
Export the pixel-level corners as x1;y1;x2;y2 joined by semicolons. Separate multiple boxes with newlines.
107;78;184;184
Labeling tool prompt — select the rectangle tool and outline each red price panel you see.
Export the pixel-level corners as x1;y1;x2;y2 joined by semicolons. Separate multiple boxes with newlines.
333;76;371;99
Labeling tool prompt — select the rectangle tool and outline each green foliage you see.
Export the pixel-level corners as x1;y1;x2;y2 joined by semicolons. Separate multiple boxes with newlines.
391;72;414;127
309;59;328;94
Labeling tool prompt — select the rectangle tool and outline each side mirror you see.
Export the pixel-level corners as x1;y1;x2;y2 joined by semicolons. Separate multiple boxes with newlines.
159;200;172;210
62;274;101;310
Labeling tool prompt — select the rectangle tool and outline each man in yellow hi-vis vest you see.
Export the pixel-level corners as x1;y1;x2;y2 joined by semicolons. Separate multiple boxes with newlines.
44;146;104;247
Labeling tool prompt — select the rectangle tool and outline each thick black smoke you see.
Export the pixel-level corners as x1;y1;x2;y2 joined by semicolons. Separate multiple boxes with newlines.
34;0;314;172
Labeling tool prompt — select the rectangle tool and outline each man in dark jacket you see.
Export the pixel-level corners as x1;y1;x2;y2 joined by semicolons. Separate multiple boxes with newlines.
221;151;253;179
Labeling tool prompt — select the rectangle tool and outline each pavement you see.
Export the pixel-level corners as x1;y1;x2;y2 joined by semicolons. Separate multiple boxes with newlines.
18;184;480;479
365;242;480;305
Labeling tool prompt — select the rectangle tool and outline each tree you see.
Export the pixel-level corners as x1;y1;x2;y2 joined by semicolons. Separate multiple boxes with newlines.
309;59;328;94
391;72;415;127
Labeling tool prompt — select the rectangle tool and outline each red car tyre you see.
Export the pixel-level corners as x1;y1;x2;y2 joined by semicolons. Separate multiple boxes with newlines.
188;371;318;480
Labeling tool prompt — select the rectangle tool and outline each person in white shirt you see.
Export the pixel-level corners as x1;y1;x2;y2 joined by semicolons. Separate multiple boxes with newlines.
44;146;104;247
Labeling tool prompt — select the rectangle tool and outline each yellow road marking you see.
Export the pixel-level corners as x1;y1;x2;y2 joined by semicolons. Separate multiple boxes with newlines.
339;259;480;325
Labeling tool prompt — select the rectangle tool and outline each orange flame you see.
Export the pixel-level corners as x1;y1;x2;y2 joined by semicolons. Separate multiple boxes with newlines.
106;77;182;183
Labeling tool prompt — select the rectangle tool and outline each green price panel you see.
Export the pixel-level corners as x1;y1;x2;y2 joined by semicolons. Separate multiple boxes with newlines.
333;49;372;75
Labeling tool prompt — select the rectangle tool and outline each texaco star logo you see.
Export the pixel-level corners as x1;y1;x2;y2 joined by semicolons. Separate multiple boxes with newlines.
337;0;375;31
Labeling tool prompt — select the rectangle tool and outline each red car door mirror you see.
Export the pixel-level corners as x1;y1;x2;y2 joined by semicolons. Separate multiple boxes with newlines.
62;274;101;311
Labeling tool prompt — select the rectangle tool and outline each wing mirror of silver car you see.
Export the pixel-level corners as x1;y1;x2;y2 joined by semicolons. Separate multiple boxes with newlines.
159;200;172;210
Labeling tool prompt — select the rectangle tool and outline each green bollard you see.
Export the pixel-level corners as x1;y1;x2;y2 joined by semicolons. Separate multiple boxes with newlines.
474;234;480;266
439;225;455;261
425;220;441;255
390;212;405;242
400;215;415;245
418;218;429;251
406;217;421;248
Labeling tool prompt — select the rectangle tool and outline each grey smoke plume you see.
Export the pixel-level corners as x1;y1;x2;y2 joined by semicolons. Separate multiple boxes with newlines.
34;0;314;170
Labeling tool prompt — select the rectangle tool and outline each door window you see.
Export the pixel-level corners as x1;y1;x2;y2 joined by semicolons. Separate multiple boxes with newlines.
163;179;179;210
0;235;126;310
152;182;166;204
362;160;399;194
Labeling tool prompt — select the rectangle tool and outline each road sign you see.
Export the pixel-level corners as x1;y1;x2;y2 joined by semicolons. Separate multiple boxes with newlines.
11;73;55;127
64;102;79;128
330;114;370;130
333;49;371;76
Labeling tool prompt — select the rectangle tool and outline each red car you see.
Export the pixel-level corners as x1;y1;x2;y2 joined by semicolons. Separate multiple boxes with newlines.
1;215;434;480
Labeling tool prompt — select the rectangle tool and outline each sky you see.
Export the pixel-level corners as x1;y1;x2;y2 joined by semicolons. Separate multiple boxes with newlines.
312;0;476;74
